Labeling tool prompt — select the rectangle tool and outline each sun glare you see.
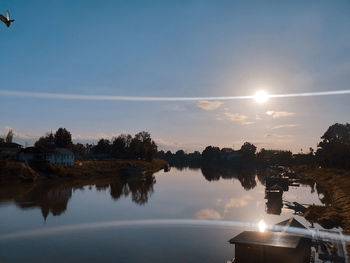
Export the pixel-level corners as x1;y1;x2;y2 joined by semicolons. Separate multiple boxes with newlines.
258;220;266;232
254;90;269;103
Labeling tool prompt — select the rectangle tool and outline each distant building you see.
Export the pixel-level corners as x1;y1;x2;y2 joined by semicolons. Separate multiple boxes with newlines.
19;147;75;166
18;147;42;164
45;148;75;166
0;142;22;160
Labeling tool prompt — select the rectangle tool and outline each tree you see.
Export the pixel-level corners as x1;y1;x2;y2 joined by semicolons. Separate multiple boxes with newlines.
202;146;221;163
34;132;55;149
239;142;257;158
54;128;73;148
111;134;132;158
129;131;157;161
5;129;13;143
93;139;111;154
72;143;88;159
317;123;350;169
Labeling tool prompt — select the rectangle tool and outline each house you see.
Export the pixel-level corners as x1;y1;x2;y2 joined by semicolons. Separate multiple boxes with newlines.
19;147;44;165
44;148;75;166
19;147;75;166
0;142;22;160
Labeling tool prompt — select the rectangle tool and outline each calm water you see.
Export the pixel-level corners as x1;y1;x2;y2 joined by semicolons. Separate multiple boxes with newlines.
0;167;323;263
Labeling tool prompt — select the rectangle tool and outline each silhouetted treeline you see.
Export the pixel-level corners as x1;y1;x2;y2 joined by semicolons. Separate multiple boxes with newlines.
316;123;350;169
158;141;315;168
158;123;350;170
34;129;158;161
21;122;350;169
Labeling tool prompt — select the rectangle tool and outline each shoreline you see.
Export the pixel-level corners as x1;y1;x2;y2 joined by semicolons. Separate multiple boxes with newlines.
295;167;350;258
0;159;168;182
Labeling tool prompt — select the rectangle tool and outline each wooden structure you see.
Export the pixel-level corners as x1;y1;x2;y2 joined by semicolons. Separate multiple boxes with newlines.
229;218;312;263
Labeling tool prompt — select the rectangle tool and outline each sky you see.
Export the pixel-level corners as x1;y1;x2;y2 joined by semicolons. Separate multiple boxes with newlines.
0;0;349;152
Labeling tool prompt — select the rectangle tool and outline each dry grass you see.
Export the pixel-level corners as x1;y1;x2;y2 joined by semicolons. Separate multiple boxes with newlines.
0;161;39;181
0;159;167;180
47;158;167;178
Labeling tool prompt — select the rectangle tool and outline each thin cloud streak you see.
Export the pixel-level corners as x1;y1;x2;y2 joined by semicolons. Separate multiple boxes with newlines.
271;124;299;129
196;100;223;110
1;89;350;102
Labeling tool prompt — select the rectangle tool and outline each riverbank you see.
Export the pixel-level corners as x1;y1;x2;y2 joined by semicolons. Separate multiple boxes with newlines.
0;159;167;182
295;167;350;257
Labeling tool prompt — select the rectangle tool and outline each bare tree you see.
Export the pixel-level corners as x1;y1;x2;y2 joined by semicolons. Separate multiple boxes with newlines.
5;129;13;143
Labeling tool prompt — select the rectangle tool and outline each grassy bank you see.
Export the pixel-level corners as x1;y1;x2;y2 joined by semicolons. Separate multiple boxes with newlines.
0;159;167;181
47;159;167;178
0;160;39;181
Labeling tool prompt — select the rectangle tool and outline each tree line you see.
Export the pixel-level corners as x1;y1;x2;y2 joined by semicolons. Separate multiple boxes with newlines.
33;128;158;161
7;122;350;169
158;123;350;170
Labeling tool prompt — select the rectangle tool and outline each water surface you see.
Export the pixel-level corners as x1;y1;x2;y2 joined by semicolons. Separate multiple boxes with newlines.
0;167;323;262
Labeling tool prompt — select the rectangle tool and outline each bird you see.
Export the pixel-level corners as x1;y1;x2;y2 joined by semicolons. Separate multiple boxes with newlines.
0;10;15;28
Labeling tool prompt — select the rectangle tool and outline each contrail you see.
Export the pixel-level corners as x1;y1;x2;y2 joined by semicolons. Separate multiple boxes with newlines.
0;219;348;243
0;89;350;102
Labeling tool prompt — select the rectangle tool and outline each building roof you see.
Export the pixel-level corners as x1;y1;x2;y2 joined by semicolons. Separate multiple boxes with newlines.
229;231;303;249
276;217;307;230
20;147;74;156
0;142;22;148
20;147;44;154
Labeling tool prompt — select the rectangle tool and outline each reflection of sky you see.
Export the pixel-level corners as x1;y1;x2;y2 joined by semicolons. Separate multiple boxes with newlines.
0;168;324;262
0;168;321;232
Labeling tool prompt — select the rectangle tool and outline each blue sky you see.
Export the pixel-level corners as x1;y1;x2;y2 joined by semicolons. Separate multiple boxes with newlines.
0;0;349;152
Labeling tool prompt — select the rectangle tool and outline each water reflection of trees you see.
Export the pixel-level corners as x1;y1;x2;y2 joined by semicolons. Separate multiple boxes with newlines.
200;165;257;190
109;176;155;205
0;175;156;220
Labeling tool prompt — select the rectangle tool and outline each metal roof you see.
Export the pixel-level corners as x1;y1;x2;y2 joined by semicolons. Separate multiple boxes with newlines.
275;217;308;230
229;231;303;249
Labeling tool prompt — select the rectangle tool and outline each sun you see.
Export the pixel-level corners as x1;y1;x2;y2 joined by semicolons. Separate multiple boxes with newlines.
254;90;269;103
258;220;266;232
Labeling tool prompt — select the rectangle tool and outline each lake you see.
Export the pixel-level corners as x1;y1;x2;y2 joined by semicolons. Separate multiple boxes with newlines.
0;167;323;263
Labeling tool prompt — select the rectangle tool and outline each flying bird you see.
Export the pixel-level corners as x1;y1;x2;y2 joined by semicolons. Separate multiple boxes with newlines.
0;10;14;27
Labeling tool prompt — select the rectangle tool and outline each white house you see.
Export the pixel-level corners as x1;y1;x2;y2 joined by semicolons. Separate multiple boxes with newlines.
19;147;75;166
44;148;75;166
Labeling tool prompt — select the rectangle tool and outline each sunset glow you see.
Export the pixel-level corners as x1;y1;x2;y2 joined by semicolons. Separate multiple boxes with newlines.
254;91;269;104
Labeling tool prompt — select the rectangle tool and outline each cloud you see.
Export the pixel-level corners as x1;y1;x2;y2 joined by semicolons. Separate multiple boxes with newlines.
243;122;254;125
266;111;295;118
224;112;248;122
224;195;252;213
195;209;222;220
154;138;180;148
197;101;223;111
0;126;34;140
72;133;120;141
271;124;299;129
265;134;294;139
167;104;187;112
